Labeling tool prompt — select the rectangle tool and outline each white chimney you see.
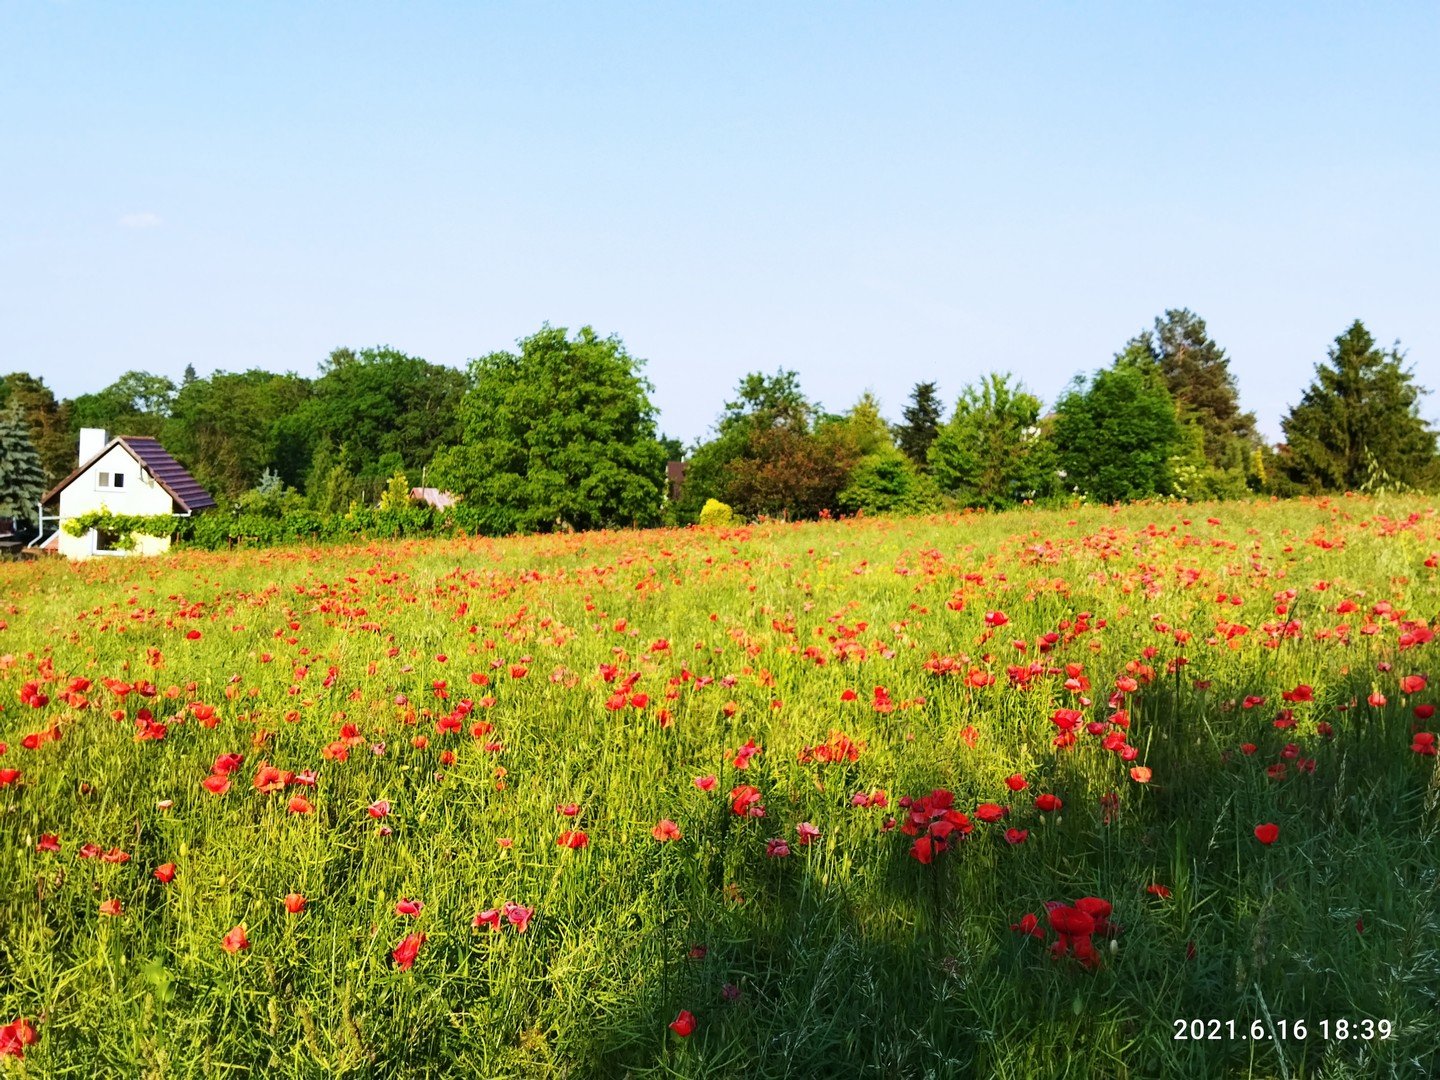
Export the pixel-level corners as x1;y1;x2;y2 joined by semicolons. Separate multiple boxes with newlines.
78;428;109;465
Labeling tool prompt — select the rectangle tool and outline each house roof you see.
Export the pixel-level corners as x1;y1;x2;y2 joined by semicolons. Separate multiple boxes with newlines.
41;436;217;513
410;486;458;509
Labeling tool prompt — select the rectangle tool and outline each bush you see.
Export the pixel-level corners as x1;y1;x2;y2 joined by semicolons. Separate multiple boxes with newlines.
698;498;737;527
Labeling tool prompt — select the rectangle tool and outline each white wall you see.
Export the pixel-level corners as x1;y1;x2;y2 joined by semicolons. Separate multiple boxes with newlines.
57;444;175;560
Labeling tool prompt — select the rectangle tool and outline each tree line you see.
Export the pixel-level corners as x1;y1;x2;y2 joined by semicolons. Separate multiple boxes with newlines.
0;310;1436;539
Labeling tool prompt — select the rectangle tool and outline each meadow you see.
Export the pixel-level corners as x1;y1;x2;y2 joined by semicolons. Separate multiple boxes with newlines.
1;497;1438;1079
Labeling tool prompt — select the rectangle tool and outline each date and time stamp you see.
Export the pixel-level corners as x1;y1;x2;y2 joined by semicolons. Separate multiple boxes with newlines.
1173;1018;1394;1042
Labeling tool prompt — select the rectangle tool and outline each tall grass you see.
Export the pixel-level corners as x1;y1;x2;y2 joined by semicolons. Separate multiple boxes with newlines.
1;496;1437;1077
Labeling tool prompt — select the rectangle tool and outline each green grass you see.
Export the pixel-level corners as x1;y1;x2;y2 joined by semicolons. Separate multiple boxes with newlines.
1;496;1438;1077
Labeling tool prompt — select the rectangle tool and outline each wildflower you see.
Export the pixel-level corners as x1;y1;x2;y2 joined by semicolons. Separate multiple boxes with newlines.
98;898;122;917
395;897;423;917
1146;884;1172;899
284;893;307;913
1004;774;1028;792
1010;913;1043;938
0;1017;38;1060
668;1010;696;1037
392;932;425;970
795;822;820;845
473;908;502;931
1034;793;1062;812
35;833;60;853
975;802;1007;823
153;863;177;883
1129;766;1152;783
1254;823;1280;845
693;775;718;792
1003;828;1029;845
766;838;791;858
368;800;391;819
504;902;533;932
557;829;590;849
652;819;682;842
201;774;231;796
287;795;313;814
221;925;249;953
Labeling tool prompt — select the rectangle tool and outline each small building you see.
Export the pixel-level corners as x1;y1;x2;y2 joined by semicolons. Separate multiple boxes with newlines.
409;487;459;510
35;428;216;559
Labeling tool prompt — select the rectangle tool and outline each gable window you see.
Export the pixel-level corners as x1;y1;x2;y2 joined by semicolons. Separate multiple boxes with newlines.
97;471;125;491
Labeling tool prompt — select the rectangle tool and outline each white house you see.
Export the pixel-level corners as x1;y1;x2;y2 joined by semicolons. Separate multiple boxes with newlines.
34;428;216;559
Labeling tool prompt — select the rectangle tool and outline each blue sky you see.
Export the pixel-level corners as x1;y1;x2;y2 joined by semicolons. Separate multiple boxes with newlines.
3;2;1436;443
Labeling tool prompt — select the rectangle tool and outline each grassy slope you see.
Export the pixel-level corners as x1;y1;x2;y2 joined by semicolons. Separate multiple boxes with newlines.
1;496;1438;1078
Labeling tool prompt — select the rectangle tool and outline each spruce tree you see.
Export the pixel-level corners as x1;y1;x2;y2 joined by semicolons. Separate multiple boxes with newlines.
0;402;47;526
894;382;942;468
1281;320;1438;492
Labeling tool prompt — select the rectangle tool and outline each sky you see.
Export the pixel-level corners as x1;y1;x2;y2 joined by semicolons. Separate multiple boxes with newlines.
3;1;1437;444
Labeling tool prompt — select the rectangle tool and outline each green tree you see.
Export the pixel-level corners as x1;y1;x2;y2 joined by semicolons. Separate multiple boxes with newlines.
838;448;941;515
1052;356;1182;503
165;369;313;498
378;470;413;511
430;326;667;533
1280;320;1438;492
0;402;47;526
928;373;1056;509
305;441;362;515
69;370;177;438
1;372;74;485
894;381;943;468
287;347;466;490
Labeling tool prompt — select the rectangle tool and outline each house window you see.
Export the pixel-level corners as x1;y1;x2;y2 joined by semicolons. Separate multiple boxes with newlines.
94;528;125;554
97;471;125;490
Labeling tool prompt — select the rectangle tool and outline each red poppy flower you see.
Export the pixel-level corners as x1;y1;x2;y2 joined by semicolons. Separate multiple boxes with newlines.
394;897;423;917
1146;883;1172;899
1254;823;1280;845
473;908;501;931
557;829;590;850
98;898;122;917
975;802;1007;823
1034;793;1062;812
693;775;718;792
795;822;820;845
909;835;935;864
1129;766;1152;783
284;893;306;913
0;1017;38;1059
201;774;231;796
1004;774;1028;792
1003;828;1029;845
35;834;60;853
651;819;682;842
504;902;533;933
1009;912;1043;938
668;1010;696;1037
1399;674;1427;694
221;925;250;953
153;863;177;883
766;838;791;858
729;785;763;817
392;932;425;970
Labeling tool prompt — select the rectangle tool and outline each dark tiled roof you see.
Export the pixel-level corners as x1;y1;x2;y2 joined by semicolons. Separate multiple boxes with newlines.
118;437;217;512
42;436;217;513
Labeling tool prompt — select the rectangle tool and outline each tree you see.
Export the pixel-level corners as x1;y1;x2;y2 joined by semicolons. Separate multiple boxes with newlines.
838;448;941;515
1;373;74;485
719;422;857;520
430;326;667;533
165;369;313;498
70;371;177;437
0;402;47;527
1280;320;1438;492
928;373;1056;509
306;441;361;515
1120;310;1259;494
1052;356;1182;503
287;347;466;490
378;470;414;511
894;382;943;468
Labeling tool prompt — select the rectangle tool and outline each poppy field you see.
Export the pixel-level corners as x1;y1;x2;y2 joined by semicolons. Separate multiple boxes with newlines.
2;498;1439;1078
